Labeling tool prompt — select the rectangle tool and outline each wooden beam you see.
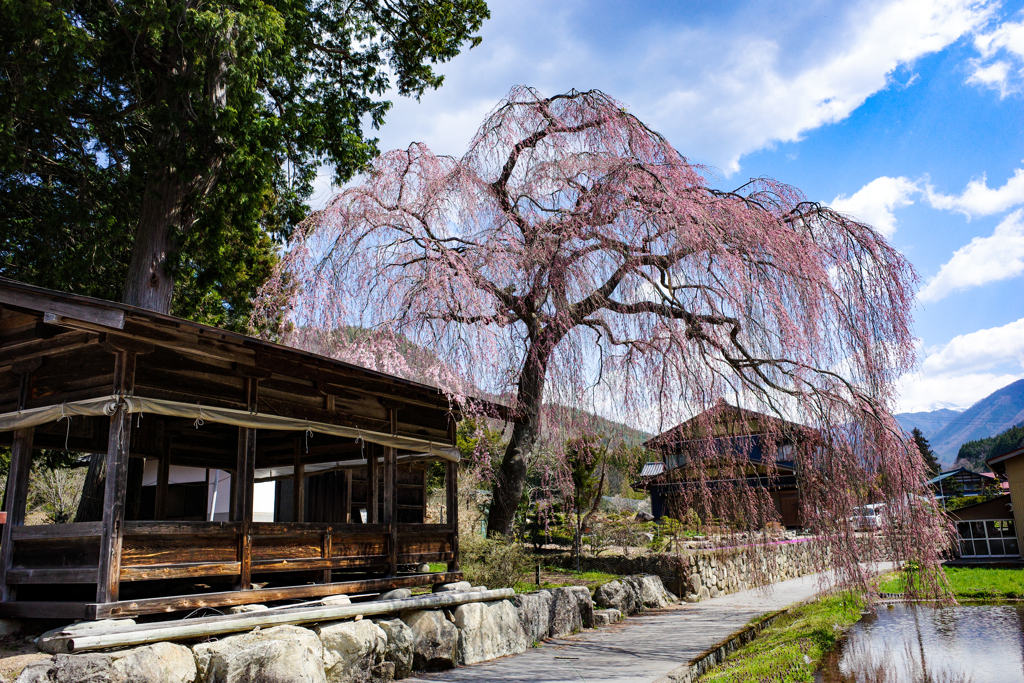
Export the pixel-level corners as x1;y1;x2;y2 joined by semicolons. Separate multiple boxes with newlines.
96;350;135;603
0;287;126;329
0;428;34;601
91;572;464;619
292;439;304;524
0;601;95;620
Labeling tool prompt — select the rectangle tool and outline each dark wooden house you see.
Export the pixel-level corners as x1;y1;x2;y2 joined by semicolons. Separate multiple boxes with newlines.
634;403;803;528
0;279;500;619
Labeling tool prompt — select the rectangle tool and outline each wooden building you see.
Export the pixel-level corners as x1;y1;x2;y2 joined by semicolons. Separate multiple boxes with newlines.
0;278;501;619
634;403;803;528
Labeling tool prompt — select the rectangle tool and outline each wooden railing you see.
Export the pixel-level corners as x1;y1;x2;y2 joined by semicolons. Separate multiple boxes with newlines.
5;521;455;586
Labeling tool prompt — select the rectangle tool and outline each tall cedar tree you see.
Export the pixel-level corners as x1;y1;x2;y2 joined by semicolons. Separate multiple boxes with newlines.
912;427;941;477
0;0;488;326
261;88;950;597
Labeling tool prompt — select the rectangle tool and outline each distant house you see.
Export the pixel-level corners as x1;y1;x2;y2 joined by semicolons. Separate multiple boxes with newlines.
927;467;1005;500
633;403;803;528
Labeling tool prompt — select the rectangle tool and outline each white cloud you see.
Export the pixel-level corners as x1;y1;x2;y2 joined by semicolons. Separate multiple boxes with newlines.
921;317;1024;374
925;168;1024;217
969;16;1024;96
897;371;1024;412
918;209;1024;301
898;316;1024;412
831;176;920;237
370;0;996;175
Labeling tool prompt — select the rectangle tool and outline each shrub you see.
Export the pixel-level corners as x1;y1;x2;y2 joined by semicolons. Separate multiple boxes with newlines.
460;534;531;589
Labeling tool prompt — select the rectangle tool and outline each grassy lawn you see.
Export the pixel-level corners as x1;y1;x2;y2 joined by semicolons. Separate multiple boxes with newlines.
878;566;1024;599
513;566;622;594
697;593;864;683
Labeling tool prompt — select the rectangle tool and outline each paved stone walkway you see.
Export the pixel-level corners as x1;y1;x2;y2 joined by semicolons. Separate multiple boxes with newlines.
408;572;844;683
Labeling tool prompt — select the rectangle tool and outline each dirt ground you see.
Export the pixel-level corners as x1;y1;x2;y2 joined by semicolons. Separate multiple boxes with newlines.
0;636;49;682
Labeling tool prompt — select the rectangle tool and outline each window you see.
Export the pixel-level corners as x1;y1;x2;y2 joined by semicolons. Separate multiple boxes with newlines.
957;519;1019;557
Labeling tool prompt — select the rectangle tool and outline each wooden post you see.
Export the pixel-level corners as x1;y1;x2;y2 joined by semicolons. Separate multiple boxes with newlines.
366;443;377;524
0;428;35;601
321;531;332;584
293;439;304;523
96;350;136;604
384;408;398;577
446;459;459;571
154;439;171;520
234;377;258;591
343;471;352;524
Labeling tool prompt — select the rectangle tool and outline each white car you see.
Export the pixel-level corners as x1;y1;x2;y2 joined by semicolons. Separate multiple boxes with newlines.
851;504;886;531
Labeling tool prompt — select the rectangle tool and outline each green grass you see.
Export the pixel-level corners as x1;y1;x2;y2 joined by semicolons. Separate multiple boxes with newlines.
513;566;622;594
697;593;864;683
878;566;1024;599
428;562;448;573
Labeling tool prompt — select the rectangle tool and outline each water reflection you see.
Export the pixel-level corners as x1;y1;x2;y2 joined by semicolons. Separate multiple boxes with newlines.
817;604;1024;683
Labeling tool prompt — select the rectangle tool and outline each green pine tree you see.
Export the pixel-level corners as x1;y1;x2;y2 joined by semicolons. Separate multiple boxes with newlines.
912;428;941;476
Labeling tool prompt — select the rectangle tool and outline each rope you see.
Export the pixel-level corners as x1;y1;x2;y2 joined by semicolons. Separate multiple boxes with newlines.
57;402;71;451
194;402;205;429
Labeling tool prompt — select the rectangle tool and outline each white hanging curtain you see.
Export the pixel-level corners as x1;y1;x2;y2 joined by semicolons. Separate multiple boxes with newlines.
0;395;459;462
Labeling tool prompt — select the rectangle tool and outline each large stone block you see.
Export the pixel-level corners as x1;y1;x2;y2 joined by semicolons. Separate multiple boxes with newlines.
593;609;621;626
401;610;458;671
635;575;676;608
432;581;471;593
18;642;196;683
548;587;584;637
316;619;387;683
378;589;412;601
593;580;641;616
453;600;528;665
375;619;414;679
193;624;326;683
511;590;553;643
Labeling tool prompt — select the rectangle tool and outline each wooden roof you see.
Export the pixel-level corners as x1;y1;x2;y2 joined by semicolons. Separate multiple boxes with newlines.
0;278;509;462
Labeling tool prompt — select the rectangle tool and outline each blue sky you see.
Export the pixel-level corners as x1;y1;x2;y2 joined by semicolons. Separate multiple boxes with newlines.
313;0;1024;413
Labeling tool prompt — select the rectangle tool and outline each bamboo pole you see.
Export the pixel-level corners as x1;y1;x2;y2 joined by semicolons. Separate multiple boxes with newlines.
59;588;513;653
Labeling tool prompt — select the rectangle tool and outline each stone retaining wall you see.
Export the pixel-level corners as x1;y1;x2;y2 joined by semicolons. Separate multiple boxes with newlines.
16;577;678;683
552;539;823;601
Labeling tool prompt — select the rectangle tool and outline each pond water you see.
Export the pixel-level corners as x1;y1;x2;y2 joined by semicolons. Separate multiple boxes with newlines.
817;603;1024;683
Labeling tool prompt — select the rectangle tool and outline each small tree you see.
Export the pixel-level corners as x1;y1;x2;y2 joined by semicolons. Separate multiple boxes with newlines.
912;428;941;477
564;435;607;570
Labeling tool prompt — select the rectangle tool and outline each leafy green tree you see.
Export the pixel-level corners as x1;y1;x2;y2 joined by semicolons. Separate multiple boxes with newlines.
565;435;607;570
1;0;488;325
956;421;1024;471
911;428;941;477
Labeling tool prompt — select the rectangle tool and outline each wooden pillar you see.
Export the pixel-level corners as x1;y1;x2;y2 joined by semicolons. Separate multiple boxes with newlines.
235;427;256;590
0;428;35;601
293;439;305;523
343;471;352;524
366;443;378;524
96;350;136;604
154;439;171;520
320;531;332;584
384;408;399;577
234;377;257;590
446;459;459;571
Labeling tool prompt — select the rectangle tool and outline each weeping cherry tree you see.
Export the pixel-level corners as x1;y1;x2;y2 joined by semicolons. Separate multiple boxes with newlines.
257;86;950;595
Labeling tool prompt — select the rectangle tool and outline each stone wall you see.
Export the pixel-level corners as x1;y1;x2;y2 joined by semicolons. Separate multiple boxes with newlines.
16;578;677;683
552;538;823;601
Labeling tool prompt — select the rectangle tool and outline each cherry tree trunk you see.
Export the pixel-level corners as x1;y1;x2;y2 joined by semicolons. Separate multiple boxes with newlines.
486;345;548;537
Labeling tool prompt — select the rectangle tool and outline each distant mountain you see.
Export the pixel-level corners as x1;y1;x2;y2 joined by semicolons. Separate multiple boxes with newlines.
894;407;964;439
925;379;1024;464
